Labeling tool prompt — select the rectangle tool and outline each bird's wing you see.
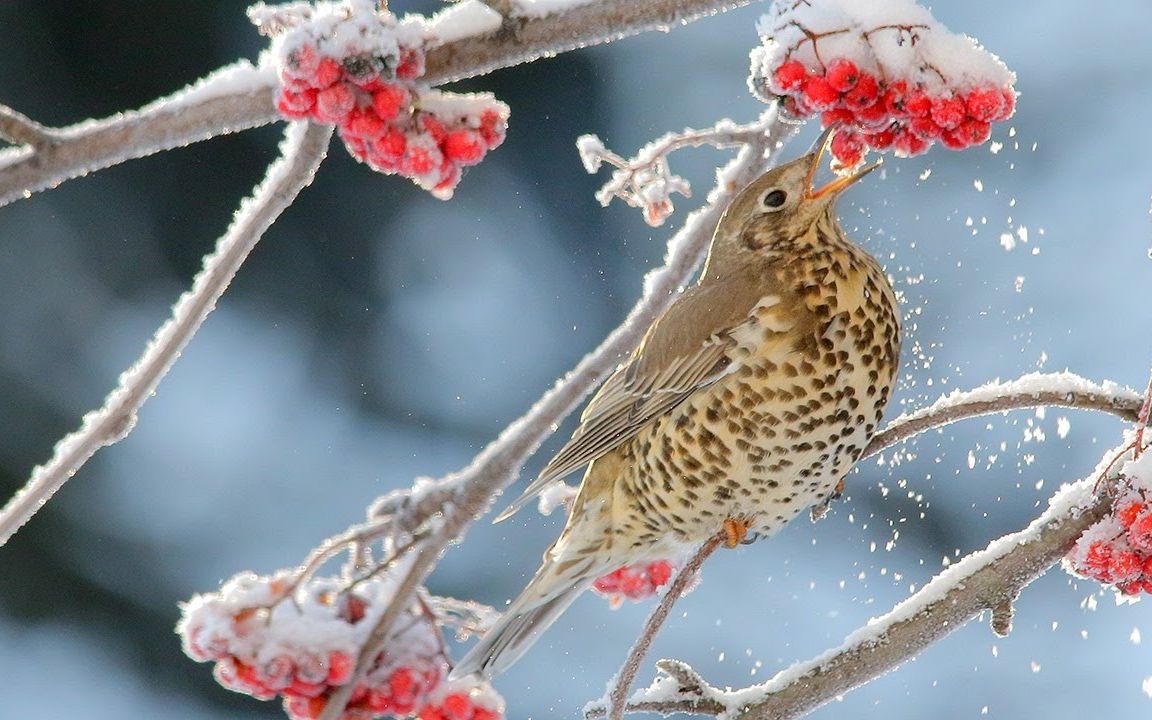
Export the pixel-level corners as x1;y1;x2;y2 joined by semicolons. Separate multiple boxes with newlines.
495;268;788;522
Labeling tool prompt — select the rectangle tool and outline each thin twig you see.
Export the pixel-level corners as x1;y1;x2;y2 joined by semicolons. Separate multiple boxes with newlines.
0;0;754;208
0;104;53;147
1132;366;1152;458
606;533;725;720
585;472;1116;719
0;122;333;547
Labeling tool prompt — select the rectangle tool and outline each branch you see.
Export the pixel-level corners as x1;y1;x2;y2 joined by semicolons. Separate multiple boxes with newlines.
0;122;333;547
605;533;724;720
862;371;1145;460
585;471;1115;719
319;107;799;720
0;0;754;209
0;103;54;148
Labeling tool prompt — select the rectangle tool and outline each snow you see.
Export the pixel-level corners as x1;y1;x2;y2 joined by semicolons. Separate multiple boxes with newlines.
512;0;598;19
537;481;577;517
425;1;502;45
752;0;1015;95
883;371;1141;434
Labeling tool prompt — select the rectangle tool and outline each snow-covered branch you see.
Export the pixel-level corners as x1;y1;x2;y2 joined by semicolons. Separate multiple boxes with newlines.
862;372;1146;460
0;102;53;148
0;122;333;547
0;0;753;209
585;471;1116;720
316;107;796;720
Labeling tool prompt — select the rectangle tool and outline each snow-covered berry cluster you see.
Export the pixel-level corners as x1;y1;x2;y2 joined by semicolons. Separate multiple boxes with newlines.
592;560;678;606
1065;451;1152;596
178;570;504;720
252;1;508;199
750;0;1016;167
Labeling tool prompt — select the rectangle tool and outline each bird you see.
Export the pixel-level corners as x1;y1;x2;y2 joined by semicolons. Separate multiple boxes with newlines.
451;126;902;680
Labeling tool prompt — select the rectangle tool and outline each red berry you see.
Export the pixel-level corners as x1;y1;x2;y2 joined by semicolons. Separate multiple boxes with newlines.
1128;512;1152;553
478;108;506;147
830;130;865;167
419;114;448;143
276;89;317;119
825;58;860;92
994;89;1017;121
433;161;462;196
314;57;343;88
771;60;809;93
372;84;409;121
908;115;942;140
802;76;840;112
285;45;320;80
783;94;812;118
903;89;932;117
842;73;879;110
863;128;896;151
882;80;910;115
442;129;486;165
647;560;673;586
1118;501;1144;529
893;128;929;157
955;119;992;146
930;95;967;130
345;108;386;139
939;128;968;150
473;707;501;720
442;693;474;720
326;651;354;685
286;678;326;699
821;108;855;128
964;87;1005;122
314;83;355;123
852;101;889;130
396;47;425;80
1111;548;1144;582
262;655;295;690
375;128;407;159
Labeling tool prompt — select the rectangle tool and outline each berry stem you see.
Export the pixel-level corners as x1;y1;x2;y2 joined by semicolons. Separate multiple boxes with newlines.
604;532;724;720
1133;366;1152;458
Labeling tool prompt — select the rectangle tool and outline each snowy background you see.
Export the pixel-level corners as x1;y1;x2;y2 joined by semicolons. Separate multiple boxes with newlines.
1;0;1150;718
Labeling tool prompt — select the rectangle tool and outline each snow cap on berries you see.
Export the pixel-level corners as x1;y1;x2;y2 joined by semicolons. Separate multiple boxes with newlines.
749;0;1016;164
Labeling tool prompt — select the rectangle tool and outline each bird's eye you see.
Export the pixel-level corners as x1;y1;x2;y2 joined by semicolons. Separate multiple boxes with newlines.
762;189;787;210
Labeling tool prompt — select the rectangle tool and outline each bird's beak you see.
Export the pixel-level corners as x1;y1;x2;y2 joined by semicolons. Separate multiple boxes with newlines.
803;125;882;200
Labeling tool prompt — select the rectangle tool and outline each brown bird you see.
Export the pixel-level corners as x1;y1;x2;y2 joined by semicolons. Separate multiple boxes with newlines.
452;127;901;680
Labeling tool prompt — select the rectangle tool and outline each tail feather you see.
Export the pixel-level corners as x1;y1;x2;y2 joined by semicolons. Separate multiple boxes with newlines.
450;581;587;680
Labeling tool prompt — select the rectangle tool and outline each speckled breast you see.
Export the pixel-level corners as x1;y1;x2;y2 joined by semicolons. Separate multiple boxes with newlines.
619;247;900;545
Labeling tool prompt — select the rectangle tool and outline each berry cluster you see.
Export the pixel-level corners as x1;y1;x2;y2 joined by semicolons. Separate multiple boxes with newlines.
178;571;504;720
1065;488;1152;597
418;680;504;720
264;3;507;199
592;560;676;606
764;58;1015;166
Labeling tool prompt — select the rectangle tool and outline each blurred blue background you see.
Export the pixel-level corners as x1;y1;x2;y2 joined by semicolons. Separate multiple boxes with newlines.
1;1;1150;717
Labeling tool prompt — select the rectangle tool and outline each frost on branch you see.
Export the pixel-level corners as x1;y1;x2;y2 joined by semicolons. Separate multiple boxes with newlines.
1064;445;1152;597
577;119;764;227
178;569;504;720
252;0;508;199
750;0;1016;167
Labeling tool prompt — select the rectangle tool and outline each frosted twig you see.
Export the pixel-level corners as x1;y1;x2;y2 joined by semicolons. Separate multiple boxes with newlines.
0;122;333;547
0;104;53;148
861;372;1145;460
1132;366;1152;458
317;105;798;720
0;0;755;208
579;120;772;226
585;470;1116;719
605;533;724;720
474;0;514;18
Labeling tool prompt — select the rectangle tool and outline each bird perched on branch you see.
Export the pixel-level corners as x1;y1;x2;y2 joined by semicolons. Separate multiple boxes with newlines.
452;126;901;680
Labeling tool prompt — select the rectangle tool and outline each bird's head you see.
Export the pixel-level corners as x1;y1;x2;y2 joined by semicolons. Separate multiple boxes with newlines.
712;125;880;258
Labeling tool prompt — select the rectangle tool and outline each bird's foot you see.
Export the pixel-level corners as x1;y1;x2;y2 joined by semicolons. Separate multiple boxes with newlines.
722;517;751;548
810;478;846;522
